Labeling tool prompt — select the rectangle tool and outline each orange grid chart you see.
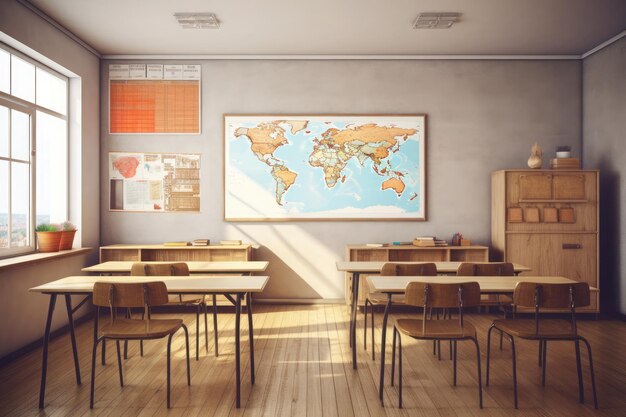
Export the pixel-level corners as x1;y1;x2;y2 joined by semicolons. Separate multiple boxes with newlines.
110;80;200;134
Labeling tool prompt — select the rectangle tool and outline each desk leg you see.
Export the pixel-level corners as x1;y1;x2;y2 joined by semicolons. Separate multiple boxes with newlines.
64;294;81;385
235;293;242;408
246;292;255;385
378;293;392;405
350;272;360;368
39;294;57;409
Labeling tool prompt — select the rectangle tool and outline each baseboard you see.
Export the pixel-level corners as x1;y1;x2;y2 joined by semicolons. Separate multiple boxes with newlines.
0;312;94;368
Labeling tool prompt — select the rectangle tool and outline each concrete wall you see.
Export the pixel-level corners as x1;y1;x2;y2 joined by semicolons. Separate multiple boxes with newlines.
0;0;100;358
101;58;582;300
582;36;626;315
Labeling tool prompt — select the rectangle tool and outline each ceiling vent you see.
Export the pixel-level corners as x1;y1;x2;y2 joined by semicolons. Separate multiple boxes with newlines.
413;13;460;29
174;13;220;29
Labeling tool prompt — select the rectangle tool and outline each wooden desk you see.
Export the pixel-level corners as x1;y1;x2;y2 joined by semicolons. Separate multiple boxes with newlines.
367;275;597;404
82;261;269;274
30;275;268;409
335;261;531;369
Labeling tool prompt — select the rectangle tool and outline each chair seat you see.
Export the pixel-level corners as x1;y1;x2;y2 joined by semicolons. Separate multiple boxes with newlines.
395;318;477;339
367;293;406;305
167;294;205;305
100;318;183;339
493;319;578;339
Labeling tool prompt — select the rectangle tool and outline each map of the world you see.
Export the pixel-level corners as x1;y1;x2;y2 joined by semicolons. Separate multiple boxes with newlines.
224;115;426;220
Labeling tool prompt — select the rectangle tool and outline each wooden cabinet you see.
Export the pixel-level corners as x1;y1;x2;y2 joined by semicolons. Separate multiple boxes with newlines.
491;170;599;312
100;244;253;262
344;244;489;306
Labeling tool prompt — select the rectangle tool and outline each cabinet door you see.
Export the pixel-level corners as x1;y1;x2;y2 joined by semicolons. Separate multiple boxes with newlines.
506;233;597;311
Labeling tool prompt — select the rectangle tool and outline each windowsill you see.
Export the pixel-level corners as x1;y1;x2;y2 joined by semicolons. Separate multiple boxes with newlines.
0;248;92;272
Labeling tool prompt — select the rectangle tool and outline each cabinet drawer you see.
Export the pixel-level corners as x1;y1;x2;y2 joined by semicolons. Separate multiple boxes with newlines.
506;233;597;288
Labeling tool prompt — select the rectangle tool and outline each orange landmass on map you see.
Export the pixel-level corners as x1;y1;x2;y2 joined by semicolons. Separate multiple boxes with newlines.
113;156;140;179
330;124;417;147
381;177;406;196
275;167;297;188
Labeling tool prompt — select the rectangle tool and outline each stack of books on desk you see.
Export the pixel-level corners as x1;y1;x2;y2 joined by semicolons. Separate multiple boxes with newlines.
220;240;242;245
550;157;580;169
163;241;189;247
413;237;435;247
191;239;210;246
412;237;448;247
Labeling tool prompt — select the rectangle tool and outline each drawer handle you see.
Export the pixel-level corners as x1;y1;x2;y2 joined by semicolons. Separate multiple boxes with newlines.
563;243;582;249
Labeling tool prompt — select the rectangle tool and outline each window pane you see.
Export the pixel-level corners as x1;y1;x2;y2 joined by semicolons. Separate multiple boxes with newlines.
0;49;9;94
11;162;30;248
11;55;35;103
36;68;67;115
36;111;67;223
0;105;8;158
11;109;30;161
0;160;7;248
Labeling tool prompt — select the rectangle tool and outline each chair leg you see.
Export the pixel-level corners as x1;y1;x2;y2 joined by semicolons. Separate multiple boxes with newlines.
370;303;375;360
140;309;145;357
203;301;209;354
437;340;441;360
499;330;503;350
101;339;106;366
538;339;543;367
510;335;518;409
195;304;200;361
486;324;494;386
471;337;483;409
212;294;219;357
574;339;584;404
90;337;102;409
182;325;191;386
541;340;548;386
166;333;174;409
124;308;131;359
363;299;368;352
115;341;124;387
453;340;457;386
580;337;598;409
433;339;436;356
449;340;453;360
391;325;396;386
398;330;403;409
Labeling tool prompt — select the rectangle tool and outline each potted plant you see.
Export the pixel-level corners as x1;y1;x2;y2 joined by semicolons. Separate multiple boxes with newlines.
59;221;77;250
35;223;62;252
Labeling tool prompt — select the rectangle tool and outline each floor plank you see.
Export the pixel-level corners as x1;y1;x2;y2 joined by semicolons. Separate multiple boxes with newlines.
0;305;624;417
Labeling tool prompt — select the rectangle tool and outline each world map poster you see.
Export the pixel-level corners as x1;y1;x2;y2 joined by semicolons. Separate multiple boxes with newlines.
109;152;201;212
224;115;426;220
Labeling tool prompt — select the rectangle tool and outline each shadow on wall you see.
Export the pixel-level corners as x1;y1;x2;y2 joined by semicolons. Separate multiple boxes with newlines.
254;245;323;300
598;156;621;316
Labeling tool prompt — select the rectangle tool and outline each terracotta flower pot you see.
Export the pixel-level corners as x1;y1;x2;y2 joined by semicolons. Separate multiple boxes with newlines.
59;230;77;250
37;231;62;252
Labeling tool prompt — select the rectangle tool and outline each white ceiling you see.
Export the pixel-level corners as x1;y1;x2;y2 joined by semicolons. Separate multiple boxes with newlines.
28;0;626;56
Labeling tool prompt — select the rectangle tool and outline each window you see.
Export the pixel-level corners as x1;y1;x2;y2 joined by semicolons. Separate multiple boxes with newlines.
0;44;68;258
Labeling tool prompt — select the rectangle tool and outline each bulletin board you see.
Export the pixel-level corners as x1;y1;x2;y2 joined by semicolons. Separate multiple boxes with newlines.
109;64;201;134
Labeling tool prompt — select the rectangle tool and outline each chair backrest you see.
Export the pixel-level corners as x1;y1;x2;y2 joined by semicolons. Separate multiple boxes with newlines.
93;281;170;308
514;282;590;309
380;262;438;276
404;281;481;309
131;262;190;276
457;262;514;276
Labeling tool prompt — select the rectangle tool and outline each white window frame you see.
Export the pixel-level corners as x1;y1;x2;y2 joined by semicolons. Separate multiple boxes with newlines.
0;42;69;259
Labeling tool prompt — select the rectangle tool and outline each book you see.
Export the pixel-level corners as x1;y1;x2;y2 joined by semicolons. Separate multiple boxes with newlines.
365;243;384;247
163;241;189;247
219;240;242;245
413;239;435;247
191;239;210;246
392;241;412;246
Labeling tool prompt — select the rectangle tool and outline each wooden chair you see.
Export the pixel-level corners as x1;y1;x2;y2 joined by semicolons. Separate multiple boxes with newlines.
131;262;219;359
363;262;437;360
486;282;598;409
90;281;190;409
390;281;483;408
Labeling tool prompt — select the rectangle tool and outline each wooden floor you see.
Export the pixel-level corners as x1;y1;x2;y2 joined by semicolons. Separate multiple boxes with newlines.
0;304;625;417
